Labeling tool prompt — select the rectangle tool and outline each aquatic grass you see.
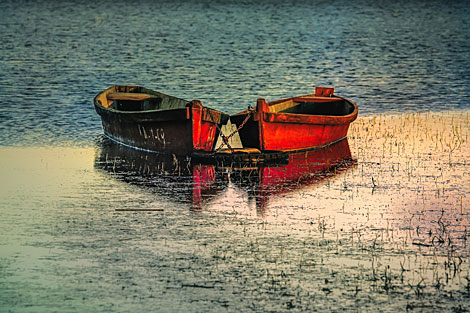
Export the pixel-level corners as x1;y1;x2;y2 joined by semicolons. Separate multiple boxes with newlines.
192;111;470;309
3;111;469;312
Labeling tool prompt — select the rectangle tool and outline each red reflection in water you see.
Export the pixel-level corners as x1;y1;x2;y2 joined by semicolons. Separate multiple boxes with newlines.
192;164;218;210
96;138;354;211
231;139;355;212
95;139;226;210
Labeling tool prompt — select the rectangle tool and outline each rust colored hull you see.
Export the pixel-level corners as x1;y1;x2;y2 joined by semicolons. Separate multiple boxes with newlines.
94;85;228;156
231;87;358;152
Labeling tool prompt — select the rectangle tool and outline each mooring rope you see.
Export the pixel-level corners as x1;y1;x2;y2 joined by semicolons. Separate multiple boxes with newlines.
207;107;254;154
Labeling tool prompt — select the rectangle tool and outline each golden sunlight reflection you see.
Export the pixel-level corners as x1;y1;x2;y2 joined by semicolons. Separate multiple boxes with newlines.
1;112;469;309
1;111;468;255
204;111;470;253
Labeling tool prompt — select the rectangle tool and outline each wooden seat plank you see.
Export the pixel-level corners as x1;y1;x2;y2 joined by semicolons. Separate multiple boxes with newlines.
107;92;155;101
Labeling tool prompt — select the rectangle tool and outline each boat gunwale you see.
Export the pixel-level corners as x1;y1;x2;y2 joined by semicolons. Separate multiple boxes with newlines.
94;87;229;124
230;95;358;125
93;86;190;115
94;102;190;115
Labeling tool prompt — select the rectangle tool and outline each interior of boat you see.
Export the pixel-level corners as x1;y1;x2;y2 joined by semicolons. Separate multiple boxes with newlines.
268;98;355;116
107;92;163;111
95;85;189;112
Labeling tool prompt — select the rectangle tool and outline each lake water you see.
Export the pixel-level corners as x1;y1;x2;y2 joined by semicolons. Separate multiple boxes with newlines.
1;0;470;146
1;1;470;312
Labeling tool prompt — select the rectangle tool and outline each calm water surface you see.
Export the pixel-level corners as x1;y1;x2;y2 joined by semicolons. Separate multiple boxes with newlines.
1;1;470;312
0;0;469;146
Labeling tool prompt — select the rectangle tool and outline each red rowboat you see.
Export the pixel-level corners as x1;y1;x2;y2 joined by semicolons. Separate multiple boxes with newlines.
230;87;358;152
94;85;229;155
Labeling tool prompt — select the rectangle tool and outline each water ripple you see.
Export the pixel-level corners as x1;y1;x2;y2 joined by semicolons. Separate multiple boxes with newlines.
0;0;469;146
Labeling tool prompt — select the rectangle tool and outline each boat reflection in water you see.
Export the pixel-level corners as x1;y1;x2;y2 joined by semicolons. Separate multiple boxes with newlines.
230;139;355;212
94;138;228;210
95;138;354;213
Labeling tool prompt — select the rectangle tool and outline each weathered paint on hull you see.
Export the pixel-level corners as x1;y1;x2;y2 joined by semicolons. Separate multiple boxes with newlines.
99;111;222;155
231;90;358;152
231;111;353;152
257;120;351;151
100;112;194;155
94;86;227;155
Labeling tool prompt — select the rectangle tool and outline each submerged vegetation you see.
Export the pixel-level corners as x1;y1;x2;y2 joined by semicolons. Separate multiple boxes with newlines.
184;111;470;311
1;111;469;312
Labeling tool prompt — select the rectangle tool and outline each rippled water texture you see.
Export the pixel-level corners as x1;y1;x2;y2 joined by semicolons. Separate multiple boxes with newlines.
1;112;470;312
0;0;470;145
1;1;470;312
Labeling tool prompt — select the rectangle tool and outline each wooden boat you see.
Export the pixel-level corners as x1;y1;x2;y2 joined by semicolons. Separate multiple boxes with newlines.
94;85;229;155
230;87;358;152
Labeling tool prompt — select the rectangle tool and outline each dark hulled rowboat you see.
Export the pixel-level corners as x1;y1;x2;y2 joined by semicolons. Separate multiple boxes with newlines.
94;85;229;155
230;87;358;152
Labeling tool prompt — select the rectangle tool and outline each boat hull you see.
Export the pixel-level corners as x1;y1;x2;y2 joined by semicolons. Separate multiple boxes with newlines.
94;86;228;155
231;89;358;152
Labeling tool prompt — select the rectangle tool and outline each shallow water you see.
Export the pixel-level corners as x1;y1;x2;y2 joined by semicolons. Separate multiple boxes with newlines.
1;1;470;312
1;113;470;312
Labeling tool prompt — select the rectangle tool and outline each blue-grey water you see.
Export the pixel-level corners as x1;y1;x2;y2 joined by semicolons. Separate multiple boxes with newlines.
1;0;470;146
1;1;470;312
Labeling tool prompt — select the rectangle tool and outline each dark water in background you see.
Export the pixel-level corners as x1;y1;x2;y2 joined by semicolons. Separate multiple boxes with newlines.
0;0;469;146
2;2;470;312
